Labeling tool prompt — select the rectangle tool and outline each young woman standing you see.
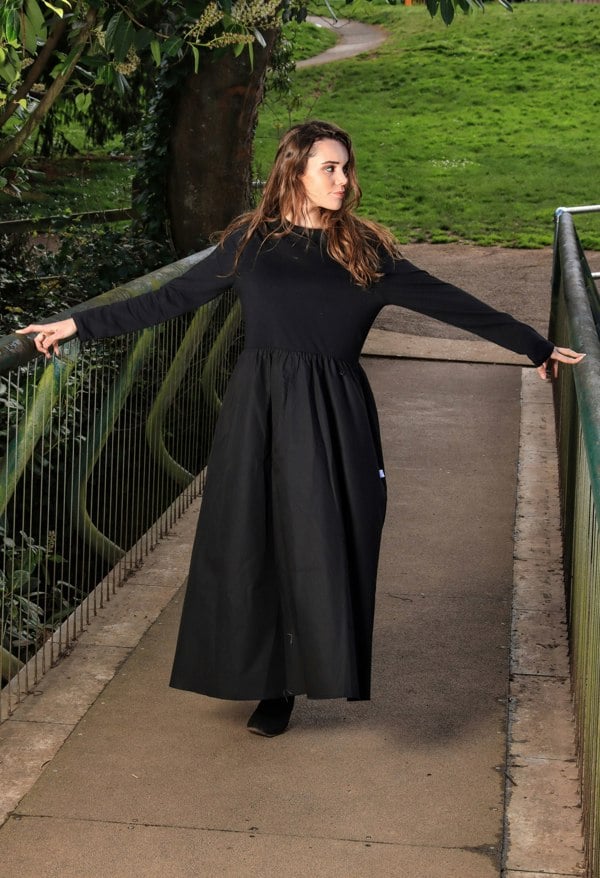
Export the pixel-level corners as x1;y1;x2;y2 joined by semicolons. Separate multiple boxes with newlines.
17;120;584;737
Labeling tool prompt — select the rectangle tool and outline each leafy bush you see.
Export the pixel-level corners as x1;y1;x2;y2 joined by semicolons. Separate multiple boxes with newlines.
0;225;173;335
1;525;78;678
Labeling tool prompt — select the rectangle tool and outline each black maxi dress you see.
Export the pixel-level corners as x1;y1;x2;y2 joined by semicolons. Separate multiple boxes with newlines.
73;226;553;702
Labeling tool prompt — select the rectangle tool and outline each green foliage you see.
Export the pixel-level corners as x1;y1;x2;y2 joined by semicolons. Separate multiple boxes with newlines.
0;226;172;335
0;155;45;197
256;2;600;250
0;1;311;173
1;524;77;669
33;76;151;158
131;61;184;244
0;1;300;114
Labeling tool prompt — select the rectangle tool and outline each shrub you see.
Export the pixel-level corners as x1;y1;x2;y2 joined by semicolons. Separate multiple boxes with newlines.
0;225;173;335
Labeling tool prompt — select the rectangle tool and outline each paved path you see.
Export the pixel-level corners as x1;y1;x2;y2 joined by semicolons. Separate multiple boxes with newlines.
297;16;386;69
0;359;528;877
0;318;583;877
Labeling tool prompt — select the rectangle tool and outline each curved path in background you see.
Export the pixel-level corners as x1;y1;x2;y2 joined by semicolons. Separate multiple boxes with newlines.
297;16;387;68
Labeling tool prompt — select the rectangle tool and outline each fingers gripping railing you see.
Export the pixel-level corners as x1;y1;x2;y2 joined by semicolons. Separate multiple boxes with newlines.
0;250;243;721
551;208;600;876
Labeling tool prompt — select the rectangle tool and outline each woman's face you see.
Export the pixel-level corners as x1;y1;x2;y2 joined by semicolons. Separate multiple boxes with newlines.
297;138;349;227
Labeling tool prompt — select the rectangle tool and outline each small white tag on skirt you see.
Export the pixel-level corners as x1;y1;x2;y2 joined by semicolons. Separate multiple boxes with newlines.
379;469;385;479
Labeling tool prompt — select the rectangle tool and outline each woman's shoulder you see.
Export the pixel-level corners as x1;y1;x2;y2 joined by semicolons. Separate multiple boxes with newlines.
219;216;278;254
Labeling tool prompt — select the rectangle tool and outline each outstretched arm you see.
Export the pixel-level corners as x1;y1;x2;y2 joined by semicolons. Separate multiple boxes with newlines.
16;232;242;359
378;258;584;376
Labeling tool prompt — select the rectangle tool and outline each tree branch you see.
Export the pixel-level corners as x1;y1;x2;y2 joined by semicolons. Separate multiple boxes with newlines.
0;15;68;129
0;5;97;166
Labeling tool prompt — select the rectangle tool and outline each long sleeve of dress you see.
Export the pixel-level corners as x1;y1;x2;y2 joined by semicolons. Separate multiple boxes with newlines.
72;234;239;342
377;258;554;367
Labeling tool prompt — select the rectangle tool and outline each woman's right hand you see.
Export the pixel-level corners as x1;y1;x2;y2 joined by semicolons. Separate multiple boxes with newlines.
15;318;78;360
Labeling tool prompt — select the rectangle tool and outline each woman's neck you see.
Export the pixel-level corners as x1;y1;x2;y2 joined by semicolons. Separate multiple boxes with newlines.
285;208;323;229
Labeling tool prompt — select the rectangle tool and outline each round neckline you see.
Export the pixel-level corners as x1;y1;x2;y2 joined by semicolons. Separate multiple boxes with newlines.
291;224;323;236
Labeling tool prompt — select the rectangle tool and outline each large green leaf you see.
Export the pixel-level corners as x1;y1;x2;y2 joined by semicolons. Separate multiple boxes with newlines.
105;11;135;63
440;0;455;24
74;91;91;112
134;27;154;51
20;8;40;55
191;43;199;74
150;38;161;66
0;57;18;85
4;10;20;45
25;0;47;35
162;35;183;57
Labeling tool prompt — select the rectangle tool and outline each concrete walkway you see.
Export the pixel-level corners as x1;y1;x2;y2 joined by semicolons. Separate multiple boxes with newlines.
297;17;387;69
0;342;583;876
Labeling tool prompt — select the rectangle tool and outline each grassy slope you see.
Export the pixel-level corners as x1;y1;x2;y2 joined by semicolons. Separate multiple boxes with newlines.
256;1;600;249
286;19;337;60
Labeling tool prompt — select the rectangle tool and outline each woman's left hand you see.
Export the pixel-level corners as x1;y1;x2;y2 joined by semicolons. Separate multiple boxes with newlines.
536;346;586;380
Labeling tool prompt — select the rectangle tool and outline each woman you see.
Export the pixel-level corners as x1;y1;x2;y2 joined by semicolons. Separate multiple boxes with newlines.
17;120;584;738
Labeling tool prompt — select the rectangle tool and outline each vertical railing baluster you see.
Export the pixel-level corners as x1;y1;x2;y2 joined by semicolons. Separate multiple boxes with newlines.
1;248;242;722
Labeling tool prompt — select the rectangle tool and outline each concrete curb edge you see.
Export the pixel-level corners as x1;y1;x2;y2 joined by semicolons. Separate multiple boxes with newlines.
502;370;584;877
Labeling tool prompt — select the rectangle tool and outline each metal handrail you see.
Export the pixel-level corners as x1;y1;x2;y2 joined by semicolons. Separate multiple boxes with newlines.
551;209;600;876
0;249;243;719
555;205;600;279
555;204;600;216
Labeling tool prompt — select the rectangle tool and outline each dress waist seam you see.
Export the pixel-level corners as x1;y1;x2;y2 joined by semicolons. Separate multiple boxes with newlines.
242;346;360;367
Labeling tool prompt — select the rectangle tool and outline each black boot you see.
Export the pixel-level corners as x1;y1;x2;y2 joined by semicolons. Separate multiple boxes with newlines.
246;695;295;737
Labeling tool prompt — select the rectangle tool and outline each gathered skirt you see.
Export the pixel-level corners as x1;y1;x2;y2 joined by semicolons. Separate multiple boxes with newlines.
169;348;387;701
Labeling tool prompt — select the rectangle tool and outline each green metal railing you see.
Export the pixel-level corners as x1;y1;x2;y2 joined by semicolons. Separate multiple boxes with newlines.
550;206;600;877
0;249;243;721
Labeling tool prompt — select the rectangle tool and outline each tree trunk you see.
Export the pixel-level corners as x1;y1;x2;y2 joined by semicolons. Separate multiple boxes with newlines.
166;32;278;255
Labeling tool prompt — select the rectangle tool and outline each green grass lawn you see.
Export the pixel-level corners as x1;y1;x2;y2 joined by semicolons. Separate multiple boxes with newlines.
0;156;133;220
2;4;599;248
256;0;600;249
286;18;337;60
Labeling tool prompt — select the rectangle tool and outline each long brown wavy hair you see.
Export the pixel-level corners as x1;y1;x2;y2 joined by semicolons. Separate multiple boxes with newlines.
221;120;401;287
